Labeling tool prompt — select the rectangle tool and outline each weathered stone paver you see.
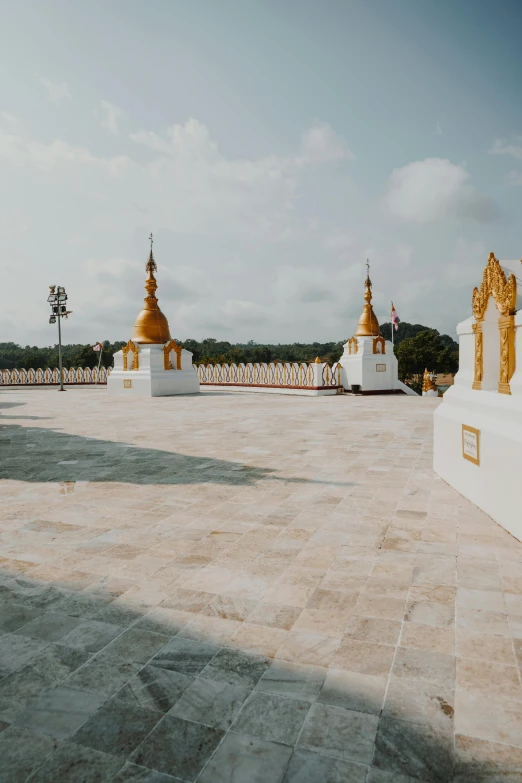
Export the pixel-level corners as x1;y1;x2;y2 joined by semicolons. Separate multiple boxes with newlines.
0;388;522;782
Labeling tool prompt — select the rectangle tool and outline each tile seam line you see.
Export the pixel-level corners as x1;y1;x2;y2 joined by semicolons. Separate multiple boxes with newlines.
123;640;231;781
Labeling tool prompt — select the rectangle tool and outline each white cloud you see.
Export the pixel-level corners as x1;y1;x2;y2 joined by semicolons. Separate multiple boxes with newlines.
489;137;522;160
299;122;354;164
221;299;268;325
386;158;498;223
0;132;129;174
508;169;522;186
38;76;72;102
97;100;127;135
489;138;522;186
0;109;499;346
1;111;19;126
443;238;486;287
322;231;352;255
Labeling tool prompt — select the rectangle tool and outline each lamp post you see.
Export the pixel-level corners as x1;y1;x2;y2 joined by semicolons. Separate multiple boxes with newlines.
47;285;72;392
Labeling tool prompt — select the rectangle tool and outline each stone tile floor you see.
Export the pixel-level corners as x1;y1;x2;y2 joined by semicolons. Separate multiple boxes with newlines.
0;388;521;782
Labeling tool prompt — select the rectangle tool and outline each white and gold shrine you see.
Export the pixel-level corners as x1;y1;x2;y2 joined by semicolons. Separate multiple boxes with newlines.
339;264;416;395
107;240;200;397
434;252;522;542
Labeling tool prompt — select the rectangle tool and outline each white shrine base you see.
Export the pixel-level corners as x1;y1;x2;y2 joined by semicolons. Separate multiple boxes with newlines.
200;384;339;396
434;385;522;543
107;345;200;397
339;337;417;395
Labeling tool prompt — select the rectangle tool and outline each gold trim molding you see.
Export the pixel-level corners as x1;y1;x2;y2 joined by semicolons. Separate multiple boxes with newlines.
498;315;516;395
472;252;517;321
472;322;483;390
122;340;139;371
163;340;182;371
347;336;358;355
372;336;385;355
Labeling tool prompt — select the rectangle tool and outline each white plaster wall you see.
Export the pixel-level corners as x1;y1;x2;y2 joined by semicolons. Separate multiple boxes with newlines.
108;345;200;397
508;315;522;396
481;298;501;392
454;317;474;388
339;338;417;394
200;386;339;396
434;384;522;543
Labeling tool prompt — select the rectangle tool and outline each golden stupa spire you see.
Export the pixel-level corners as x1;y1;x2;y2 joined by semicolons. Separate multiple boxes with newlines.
355;259;380;337
131;233;172;344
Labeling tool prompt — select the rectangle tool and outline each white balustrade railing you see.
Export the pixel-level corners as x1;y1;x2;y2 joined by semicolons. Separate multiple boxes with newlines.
1;362;343;391
196;361;342;390
0;367;111;385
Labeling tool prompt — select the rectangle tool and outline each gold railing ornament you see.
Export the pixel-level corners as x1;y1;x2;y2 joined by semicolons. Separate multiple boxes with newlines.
122;340;139;371
471;252;517;395
163;340;182;370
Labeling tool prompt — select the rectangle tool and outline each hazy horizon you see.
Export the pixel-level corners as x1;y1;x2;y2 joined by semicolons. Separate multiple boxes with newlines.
2;0;522;347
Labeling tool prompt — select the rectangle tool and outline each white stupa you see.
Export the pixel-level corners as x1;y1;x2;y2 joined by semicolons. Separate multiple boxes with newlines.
339;263;416;395
107;236;200;397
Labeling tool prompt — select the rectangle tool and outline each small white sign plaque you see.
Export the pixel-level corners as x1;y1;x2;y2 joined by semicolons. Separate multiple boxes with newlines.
462;425;480;466
376;364;386;372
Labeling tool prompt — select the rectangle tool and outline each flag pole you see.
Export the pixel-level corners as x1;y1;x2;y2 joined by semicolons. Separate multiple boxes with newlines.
391;302;394;394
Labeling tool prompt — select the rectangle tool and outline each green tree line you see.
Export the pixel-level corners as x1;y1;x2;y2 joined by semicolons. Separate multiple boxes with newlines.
0;341;126;370
1;323;459;393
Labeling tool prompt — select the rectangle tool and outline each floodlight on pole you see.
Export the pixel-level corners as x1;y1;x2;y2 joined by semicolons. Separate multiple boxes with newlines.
47;285;72;392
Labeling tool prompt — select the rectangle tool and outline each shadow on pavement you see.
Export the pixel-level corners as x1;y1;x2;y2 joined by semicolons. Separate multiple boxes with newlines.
0;562;489;783
0;422;354;489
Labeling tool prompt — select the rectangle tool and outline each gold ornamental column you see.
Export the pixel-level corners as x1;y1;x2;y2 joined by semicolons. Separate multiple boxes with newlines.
472;322;483;390
498;315;516;395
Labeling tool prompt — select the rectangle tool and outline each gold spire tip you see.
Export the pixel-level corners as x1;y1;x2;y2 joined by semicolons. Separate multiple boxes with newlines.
131;236;171;344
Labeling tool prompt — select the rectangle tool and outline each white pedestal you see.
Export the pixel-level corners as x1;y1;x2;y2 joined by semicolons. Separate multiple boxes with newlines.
423;390;438;397
434;384;522;543
107;345;200;397
339;336;417;395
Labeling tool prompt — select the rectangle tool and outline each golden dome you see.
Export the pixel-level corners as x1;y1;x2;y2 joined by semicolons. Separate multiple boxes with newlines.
131;238;172;345
355;261;380;337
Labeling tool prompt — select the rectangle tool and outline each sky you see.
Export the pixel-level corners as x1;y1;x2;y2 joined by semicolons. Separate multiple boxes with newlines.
1;0;522;347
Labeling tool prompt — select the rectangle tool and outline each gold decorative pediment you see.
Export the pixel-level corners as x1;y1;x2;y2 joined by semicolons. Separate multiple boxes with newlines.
372;336;385;355
122;340;139;371
472;252;517;321
163;339;182;370
348;336;358;355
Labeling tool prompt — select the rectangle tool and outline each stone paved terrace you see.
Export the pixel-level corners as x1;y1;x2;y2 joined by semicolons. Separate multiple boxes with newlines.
1;388;522;783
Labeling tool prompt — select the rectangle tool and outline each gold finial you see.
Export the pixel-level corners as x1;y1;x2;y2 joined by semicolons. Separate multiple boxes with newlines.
355;258;380;337
314;356;322;364
131;236;172;344
422;369;437;393
145;232;157;275
364;258;372;305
